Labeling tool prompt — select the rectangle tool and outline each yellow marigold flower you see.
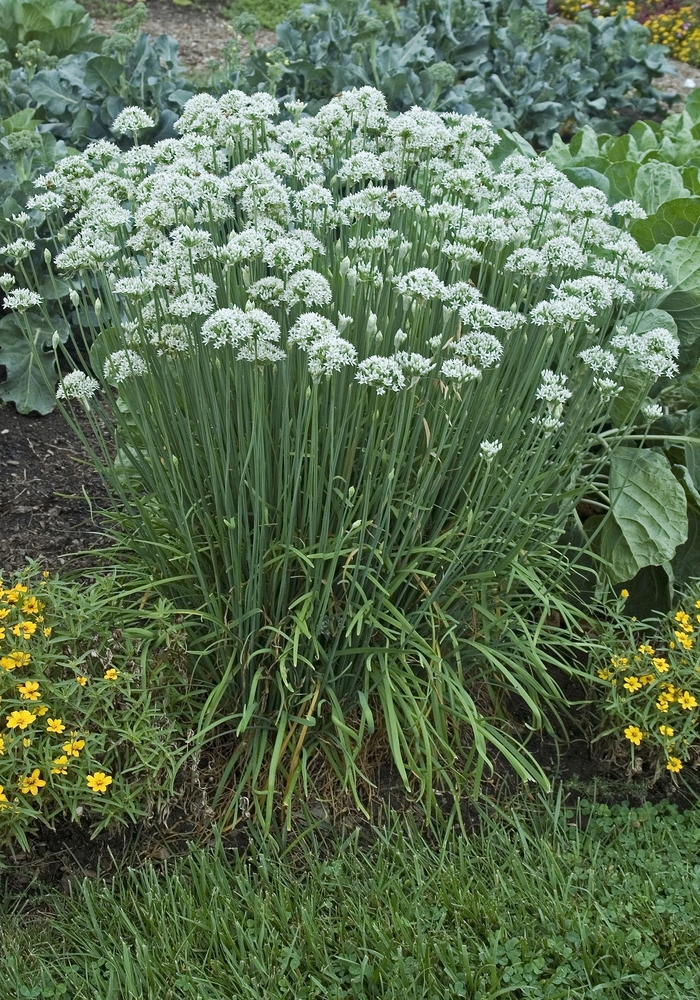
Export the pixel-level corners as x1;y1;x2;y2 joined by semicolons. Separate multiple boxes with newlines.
640;674;655;686
696;600;700;609
51;755;69;775
76;675;88;687
597;668;613;680
46;718;65;734
638;644;655;656
0;737;5;755
623;676;642;693
675;610;691;625
17;680;40;701
6;709;36;730
652;657;670;673
0;609;8;619
11;620;37;640
0;785;7;806
43;627;51;637
104;668;119;681
1;650;30;671
20;769;46;796
660;725;675;737
42;571;49;578
22;737;31;748
611;655;629;669
86;771;113;794
624;725;644;746
21;597;41;615
35;704;48;717
666;756;683;773
621;589;629;598
679;634;694;649
678;691;698;710
0;627;4;642
62;739;85;758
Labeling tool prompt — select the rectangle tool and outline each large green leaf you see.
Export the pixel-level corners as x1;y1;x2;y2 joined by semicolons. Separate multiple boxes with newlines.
649;236;700;373
606;160;639;203
561;166;610;197
0;313;67;415
633;161;687;215
84;55;123;92
629;197;700;251
602;447;688;581
28;69;83;116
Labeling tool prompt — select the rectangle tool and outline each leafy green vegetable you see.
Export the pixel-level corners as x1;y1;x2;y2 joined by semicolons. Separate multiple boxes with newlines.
220;0;672;147
600;447;688;582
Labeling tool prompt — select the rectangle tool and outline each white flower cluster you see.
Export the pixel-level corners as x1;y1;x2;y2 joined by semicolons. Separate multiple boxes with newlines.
56;371;100;400
611;326;679;379
18;86;669;421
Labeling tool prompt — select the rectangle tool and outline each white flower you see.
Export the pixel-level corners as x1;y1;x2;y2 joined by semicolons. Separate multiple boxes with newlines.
611;326;679;379
440;359;481;382
3;289;42;311
103;350;147;384
640;401;663;421
114;276;156;297
0;273;15;292
306;336;358;380
394;268;445;300
579;347;617;373
0;238;34;260
56;371;100;400
263;234;320;272
536;370;572;405
112;107;156;135
630;270;668;293
395;352;435;378
248;277;286;307
27;191;64;213
355;356;406;394
284;269;332;308
289;313;339;348
453;331;503;369
480;439;502;461
336;152;385;185
613;200;647;220
201;307;251;348
594;377;622;402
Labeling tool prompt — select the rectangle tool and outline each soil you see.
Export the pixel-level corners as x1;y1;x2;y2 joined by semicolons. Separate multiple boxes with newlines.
0;404;109;577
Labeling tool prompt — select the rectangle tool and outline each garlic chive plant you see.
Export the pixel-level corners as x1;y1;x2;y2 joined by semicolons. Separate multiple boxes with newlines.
6;88;675;822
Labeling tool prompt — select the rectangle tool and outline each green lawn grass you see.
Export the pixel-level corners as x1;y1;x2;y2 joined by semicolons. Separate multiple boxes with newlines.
4;796;700;998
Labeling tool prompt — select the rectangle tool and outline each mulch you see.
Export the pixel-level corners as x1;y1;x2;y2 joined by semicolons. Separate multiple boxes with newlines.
0;404;110;577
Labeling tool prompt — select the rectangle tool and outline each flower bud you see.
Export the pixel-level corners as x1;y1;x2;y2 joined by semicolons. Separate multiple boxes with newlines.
69;290;79;307
44;247;52;265
94;298;102;316
51;331;60;350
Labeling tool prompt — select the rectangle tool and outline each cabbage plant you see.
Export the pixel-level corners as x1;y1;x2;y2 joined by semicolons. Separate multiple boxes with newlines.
3;89;676;821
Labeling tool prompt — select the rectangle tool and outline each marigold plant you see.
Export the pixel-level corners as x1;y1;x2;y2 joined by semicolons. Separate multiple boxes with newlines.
0;568;193;846
7;88;674;822
594;590;700;774
555;0;700;65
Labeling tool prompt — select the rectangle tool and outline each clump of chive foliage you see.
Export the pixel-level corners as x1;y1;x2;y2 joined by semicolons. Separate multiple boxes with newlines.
7;89;675;820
